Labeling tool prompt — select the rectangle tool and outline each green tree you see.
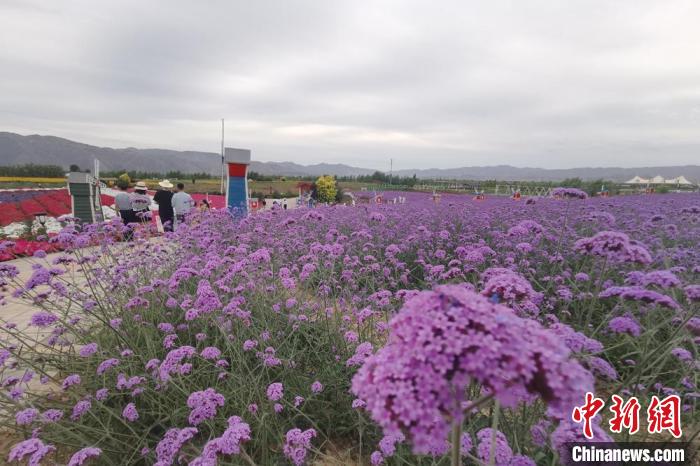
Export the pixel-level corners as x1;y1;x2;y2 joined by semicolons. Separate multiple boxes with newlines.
560;177;583;188
117;173;131;189
314;175;337;203
69;164;81;172
0;163;65;177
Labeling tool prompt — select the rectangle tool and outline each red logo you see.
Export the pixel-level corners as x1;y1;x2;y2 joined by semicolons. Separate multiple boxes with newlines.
647;395;682;438
609;395;640;435
573;393;683;438
572;392;605;439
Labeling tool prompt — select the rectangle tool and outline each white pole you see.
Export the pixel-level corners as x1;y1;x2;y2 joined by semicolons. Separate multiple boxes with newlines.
220;119;225;195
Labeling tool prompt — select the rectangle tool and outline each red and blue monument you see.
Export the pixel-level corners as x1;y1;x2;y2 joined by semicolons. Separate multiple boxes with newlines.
224;148;251;215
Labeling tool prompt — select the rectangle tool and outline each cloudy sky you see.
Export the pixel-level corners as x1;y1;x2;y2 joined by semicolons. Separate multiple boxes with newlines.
2;0;699;170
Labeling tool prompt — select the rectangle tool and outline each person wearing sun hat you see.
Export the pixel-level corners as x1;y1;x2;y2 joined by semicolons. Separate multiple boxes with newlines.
130;181;151;222
153;179;175;231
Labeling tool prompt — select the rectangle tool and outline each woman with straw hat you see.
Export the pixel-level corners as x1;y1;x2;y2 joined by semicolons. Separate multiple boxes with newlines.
131;181;151;222
154;179;174;231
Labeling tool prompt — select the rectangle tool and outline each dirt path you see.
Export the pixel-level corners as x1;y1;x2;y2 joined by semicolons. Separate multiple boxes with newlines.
1;251;69;329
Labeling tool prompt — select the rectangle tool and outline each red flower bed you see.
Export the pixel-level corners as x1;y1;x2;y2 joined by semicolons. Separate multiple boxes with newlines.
191;194;225;209
36;190;72;217
101;194;115;206
18;198;46;217
0;189;75;226
0;204;25;225
0;239;62;262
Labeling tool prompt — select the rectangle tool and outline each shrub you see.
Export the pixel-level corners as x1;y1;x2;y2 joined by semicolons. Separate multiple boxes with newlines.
117;173;131;189
314;175;337;203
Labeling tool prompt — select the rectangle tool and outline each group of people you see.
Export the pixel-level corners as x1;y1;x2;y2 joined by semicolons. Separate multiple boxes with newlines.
114;179;195;233
153;180;198;231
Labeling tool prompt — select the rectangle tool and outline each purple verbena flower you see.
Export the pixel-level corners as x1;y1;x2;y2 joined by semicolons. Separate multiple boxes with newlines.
266;382;284;401
283;428;317;466
187;388;225;425
67;447;102;466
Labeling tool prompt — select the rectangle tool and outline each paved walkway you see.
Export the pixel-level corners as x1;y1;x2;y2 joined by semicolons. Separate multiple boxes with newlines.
2;253;56;328
1;250;95;329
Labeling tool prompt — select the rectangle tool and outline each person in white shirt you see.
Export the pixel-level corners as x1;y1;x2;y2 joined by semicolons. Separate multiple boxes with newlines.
115;184;134;223
130;181;151;221
171;182;194;228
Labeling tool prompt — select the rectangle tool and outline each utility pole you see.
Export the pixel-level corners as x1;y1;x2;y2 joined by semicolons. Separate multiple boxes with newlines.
220;119;225;195
390;158;393;185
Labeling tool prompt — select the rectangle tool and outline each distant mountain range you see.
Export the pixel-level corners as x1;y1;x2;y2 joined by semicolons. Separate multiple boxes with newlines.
1;132;699;182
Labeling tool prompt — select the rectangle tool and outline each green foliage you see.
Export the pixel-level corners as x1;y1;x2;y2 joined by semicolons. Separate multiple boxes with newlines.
247;171;276;181
314;175;337;203
561;177;616;195
250;190;294;200
117;173;131;189
560;177;583;188
0;163;65;177
100;169;213;180
338;170;420;186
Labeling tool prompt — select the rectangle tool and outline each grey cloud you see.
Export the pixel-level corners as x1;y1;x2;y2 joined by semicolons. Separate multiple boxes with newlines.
2;0;700;170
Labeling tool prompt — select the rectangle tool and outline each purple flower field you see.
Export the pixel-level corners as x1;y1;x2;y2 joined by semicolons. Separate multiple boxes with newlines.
0;192;698;465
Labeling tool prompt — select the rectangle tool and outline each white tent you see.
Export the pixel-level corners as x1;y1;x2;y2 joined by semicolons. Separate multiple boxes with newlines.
667;176;693;185
625;175;695;185
625;176;649;184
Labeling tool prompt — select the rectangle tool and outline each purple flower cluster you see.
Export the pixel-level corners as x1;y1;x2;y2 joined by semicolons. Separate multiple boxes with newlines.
154;427;198;466
608;315;642;336
266;382;284;401
574;230;652;264
15;407;39;425
62;373;81;390
96;358;120;375
71;399;92;420
29;311;58;327
475;428;513;465
550;420;613;462
599;286;680;310
79;342;99;357
551;187;588;199
352;285;594;454
283;428;317;465
189;415;251;465
200;346;222;360
8;438;55;465
187;388;225;425
480;268;541;316
158;346;195;381
67;447;102;466
122;402;139;422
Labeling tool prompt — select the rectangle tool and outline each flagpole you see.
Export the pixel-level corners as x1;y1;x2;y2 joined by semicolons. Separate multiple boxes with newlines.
220;119;225;195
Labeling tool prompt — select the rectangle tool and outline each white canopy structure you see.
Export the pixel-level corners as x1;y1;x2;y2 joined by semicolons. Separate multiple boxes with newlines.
624;175;694;185
625;176;649;184
667;176;693;185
